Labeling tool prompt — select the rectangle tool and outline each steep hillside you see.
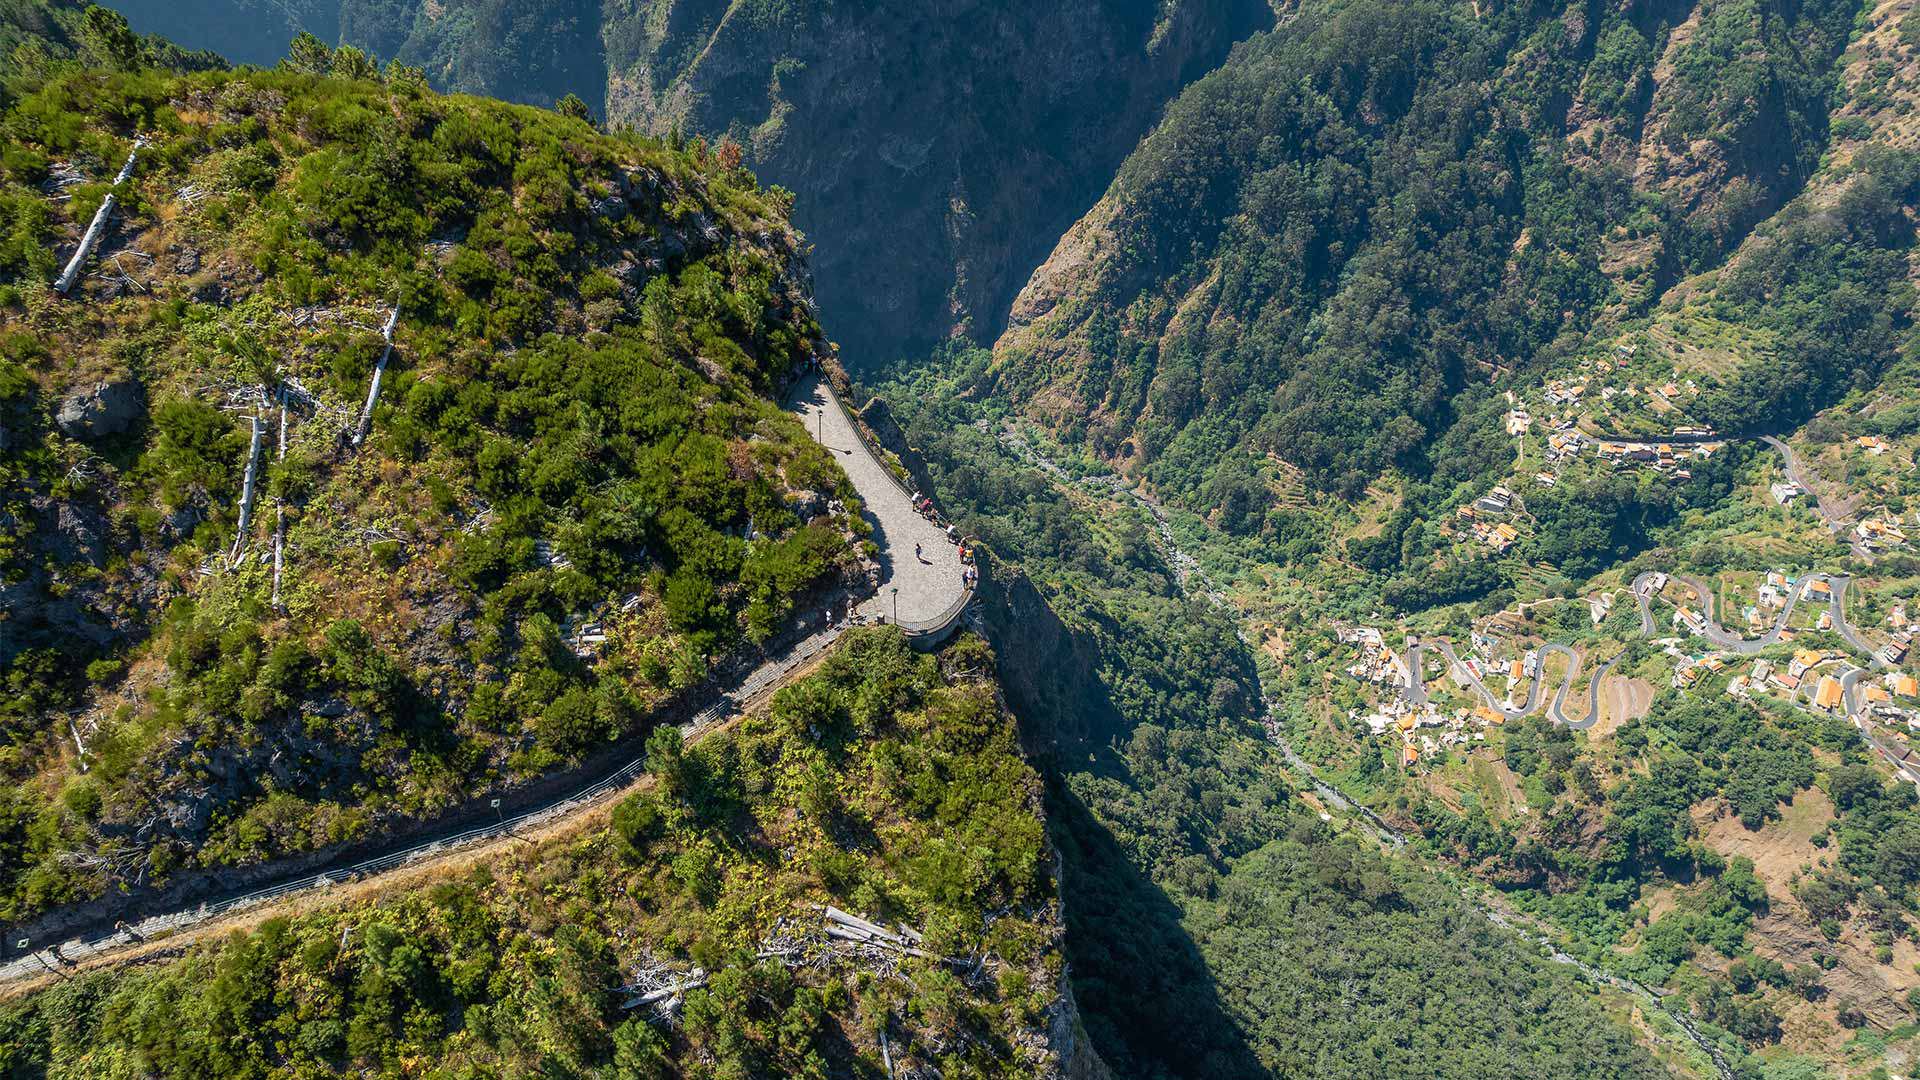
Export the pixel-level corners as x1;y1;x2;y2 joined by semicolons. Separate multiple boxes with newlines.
988;0;1871;509
595;0;1277;365
0;630;1096;1080
0;27;861;924
104;0;1277;366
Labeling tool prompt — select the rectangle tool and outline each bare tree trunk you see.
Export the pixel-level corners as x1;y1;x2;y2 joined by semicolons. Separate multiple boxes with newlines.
270;399;288;605
54;140;143;296
352;307;400;446
229;413;265;568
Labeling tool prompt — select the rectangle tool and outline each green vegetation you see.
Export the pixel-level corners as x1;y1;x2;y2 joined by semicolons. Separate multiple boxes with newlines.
1691;145;1920;435
871;358;1667;1079
0;18;854;921
990;0;1885;526
0;629;1063;1080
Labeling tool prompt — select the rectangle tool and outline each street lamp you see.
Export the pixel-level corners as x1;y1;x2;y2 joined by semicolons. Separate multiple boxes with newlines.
891;586;899;624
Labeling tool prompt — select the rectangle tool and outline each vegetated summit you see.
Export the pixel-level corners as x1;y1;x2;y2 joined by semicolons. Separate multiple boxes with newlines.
0;7;866;927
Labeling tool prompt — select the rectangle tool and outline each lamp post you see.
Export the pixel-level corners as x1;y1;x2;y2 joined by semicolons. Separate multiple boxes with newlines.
891;586;899;624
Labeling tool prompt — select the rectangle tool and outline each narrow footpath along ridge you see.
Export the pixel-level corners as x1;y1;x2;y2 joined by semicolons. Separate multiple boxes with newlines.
0;376;955;987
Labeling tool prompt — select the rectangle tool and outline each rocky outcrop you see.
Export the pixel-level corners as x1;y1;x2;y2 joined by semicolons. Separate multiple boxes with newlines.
55;377;143;440
1045;974;1117;1080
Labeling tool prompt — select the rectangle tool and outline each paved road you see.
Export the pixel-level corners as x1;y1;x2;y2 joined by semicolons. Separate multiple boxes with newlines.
1400;564;1884;734
1660;570;1883;663
1578;430;1863;557
1759;435;1867;558
1828;576;1886;662
1552;654;1620;730
1403;640;1608;729
0;376;949;986
1632;576;1658;636
789;374;966;628
1668;572;1806;654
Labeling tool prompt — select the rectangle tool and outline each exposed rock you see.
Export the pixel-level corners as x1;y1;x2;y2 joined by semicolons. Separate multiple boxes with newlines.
52;502;105;566
55;377;144;440
592;195;629;222
191;276;229;304
790;490;829;522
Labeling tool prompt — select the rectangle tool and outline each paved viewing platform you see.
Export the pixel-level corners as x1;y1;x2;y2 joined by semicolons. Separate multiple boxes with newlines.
786;373;968;630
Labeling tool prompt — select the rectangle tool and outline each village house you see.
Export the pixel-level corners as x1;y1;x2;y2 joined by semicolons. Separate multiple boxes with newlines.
1673;607;1706;635
1505;409;1533;435
1857;516;1909;548
1589;592;1614;624
1881;637;1910;666
1475;486;1514;514
1770;481;1804;506
1814;675;1846;713
1789;648;1824;679
1857;435;1889;455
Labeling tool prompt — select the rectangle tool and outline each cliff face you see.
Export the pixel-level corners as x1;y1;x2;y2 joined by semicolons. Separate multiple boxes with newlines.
604;0;1277;366
114;0;1272;367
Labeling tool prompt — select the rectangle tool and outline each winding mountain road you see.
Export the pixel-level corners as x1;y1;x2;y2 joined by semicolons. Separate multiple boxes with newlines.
1400;566;1887;736
1404;640;1615;730
0;375;967;988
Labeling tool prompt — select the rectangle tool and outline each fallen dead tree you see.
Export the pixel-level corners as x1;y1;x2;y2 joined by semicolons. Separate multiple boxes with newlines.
822;905;932;958
54;139;144;296
270;396;288;606
227;412;265;568
352;308;400;446
617;956;708;1022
